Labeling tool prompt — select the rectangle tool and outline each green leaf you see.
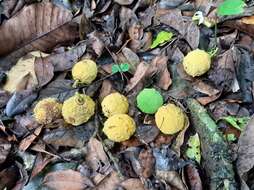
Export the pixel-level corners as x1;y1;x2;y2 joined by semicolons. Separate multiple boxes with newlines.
224;133;237;142
151;31;173;49
219;116;250;131
112;63;130;74
186;133;201;163
217;0;246;16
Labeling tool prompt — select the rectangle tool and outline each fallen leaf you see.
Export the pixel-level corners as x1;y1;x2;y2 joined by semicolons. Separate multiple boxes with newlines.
156;170;187;190
46;42;87;72
42;169;94;190
196;92;222;106
19;125;43;151
34;57;54;87
5;89;38;117
237;115;254;189
86;138;110;173
151;31;173;49
192;80;220;96
114;0;134;5
0;0;26;19
119;178;145;190
31;153;54;178
0;90;11;108
138;149;155;178
99;80;114;102
95;171;121;190
185;164;203;190
0;137;12;164
154;134;174;147
121;47;140;73
136;124;160;143
43;123;95;147
157;9;200;49
3;53;38;93
125;62;149;92
186;134;201;163
0;2;78;70
0;165;20;190
38;79;77;102
208;48;238;92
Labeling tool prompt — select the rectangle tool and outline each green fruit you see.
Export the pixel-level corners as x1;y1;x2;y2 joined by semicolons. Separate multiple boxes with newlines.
137;88;163;114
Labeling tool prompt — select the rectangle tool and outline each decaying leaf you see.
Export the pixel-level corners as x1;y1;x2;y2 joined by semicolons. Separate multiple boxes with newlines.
119;178;145;190
237;116;254;189
5;89;37;117
43;122;94;147
0;137;12;164
0;2;78;70
156;170;187;190
42;169;94;190
19;125;43;151
185;164;203;190
3;53;38;93
138;149;155;178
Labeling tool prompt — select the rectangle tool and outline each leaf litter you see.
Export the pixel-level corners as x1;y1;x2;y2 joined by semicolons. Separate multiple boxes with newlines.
0;0;254;190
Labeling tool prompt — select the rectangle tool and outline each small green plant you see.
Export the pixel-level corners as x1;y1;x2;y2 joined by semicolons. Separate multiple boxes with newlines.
112;63;130;74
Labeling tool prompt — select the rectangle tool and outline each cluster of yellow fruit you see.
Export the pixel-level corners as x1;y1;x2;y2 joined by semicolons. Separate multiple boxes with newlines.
34;55;206;142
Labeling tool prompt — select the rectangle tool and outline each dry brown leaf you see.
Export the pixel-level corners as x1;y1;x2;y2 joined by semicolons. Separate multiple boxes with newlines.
120;178;145;190
42;169;94;190
149;55;172;90
95;171;121;190
172;115;189;156
31;153;54;178
125;62;149;92
3;53;38;93
156;170;187;190
157;9;200;49
196;92;222;106
0;138;12;164
185;164;203;190
99;80;114;102
192;80;220;96
138;149;155;178
19;125;43;151
237;115;254;190
0;2;78;69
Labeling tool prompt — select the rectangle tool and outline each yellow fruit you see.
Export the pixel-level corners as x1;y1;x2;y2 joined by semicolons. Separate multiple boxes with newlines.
62;93;95;126
72;59;97;84
103;114;136;142
155;103;186;134
101;92;129;117
183;49;211;77
34;98;62;125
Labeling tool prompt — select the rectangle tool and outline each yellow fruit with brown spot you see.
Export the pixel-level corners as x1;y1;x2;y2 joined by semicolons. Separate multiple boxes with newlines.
34;98;62;124
62;93;95;126
155;103;186;134
103;114;136;142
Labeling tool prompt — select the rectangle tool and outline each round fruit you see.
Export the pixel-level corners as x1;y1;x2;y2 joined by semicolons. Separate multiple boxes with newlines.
62;93;95;126
183;49;211;77
34;98;62;125
155;103;186;134
101;92;129;117
103;114;136;142
137;88;163;114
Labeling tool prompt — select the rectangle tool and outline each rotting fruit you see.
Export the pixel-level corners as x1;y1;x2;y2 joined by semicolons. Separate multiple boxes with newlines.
34;98;62;125
62;93;95;126
183;49;211;77
103;114;136;142
137;88;163;114
101;92;129;117
72;59;98;85
155;103;186;134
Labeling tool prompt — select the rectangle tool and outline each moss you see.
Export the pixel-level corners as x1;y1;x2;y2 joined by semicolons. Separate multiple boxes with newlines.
62;93;95;126
34;98;62;124
103;114;136;142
